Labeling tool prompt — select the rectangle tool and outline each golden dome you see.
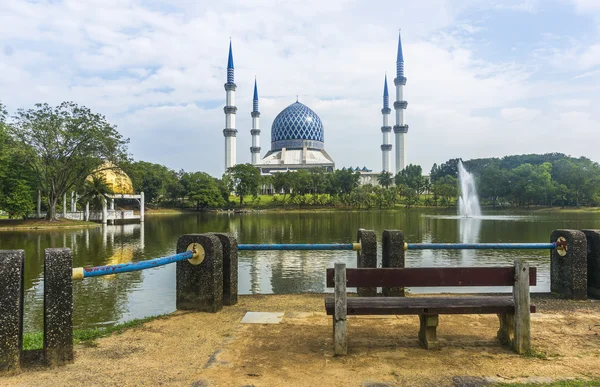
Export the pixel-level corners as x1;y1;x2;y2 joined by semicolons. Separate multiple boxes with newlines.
87;162;135;195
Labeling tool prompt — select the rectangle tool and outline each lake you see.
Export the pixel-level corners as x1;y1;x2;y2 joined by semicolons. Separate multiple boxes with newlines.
2;208;599;332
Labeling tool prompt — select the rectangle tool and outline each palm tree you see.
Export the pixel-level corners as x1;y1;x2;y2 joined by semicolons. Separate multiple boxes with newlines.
80;174;114;210
377;171;393;188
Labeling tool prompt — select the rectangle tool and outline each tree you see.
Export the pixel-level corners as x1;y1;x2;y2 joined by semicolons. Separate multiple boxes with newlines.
181;172;225;210
80;174;114;210
430;158;460;182
224;163;261;207
122;161;173;204
9;102;128;220
377;171;393;188
395;164;425;194
3;180;34;218
272;172;292;201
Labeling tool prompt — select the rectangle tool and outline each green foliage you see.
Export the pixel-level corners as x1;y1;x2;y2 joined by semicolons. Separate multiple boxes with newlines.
122;161;176;204
430;158;460;182
464;153;600;207
377;171;394;188
80;174;113;210
224;163;261;207
395;164;425;194
8;102;129;220
3;180;34;218
180;172;225;210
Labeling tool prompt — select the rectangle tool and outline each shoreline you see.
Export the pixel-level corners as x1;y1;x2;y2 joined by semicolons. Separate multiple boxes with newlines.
0;219;102;231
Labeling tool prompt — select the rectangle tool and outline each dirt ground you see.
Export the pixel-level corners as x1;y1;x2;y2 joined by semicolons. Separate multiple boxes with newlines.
2;294;600;387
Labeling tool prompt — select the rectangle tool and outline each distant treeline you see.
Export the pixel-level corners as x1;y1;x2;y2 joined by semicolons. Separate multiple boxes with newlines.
2;102;597;216
432;154;600;207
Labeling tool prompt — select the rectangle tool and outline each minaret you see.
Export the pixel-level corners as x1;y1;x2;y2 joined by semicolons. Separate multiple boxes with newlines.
380;74;392;172
393;31;408;173
250;78;261;164
223;40;237;170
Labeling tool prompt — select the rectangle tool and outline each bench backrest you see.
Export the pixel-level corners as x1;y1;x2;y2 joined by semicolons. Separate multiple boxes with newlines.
326;267;537;288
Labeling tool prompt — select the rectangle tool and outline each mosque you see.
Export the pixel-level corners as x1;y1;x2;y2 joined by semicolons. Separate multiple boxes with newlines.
222;32;408;178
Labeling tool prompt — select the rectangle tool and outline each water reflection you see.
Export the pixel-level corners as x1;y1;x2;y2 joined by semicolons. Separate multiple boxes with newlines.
459;217;482;264
1;209;599;331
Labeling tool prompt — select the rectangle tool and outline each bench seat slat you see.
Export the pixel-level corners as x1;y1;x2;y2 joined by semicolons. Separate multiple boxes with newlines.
325;267;537;288
324;296;536;315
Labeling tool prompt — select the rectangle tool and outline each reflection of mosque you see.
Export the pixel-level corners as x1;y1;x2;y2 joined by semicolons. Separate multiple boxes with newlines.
23;223;147;331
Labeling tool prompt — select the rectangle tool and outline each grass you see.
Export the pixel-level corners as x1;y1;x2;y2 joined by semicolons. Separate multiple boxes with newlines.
0;218;100;230
22;314;168;351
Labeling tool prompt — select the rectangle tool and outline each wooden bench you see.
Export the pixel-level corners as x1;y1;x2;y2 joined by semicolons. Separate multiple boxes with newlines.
325;261;536;355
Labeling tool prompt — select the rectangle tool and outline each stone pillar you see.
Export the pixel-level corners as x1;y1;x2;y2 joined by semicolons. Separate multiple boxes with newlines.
108;198;115;225
70;191;75;212
44;248;73;366
0;250;25;372
213;233;238;306
102;225;107;248
140;192;145;222
101;198;107;225
139;222;145;250
357;229;377;297
62;193;67;218
581;230;600;299
550;229;587;300
37;190;41;219
85;202;90;222
176;234;223;312
382;230;405;296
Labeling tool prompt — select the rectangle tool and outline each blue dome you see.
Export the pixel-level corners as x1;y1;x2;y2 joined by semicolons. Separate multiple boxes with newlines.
271;102;324;151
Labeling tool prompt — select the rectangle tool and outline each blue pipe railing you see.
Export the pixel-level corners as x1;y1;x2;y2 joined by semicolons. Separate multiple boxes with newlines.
73;250;194;280
405;242;558;250
238;243;361;251
73;239;565;280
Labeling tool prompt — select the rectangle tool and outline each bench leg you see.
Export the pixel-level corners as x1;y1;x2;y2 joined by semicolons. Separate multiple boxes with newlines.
333;314;347;356
418;314;439;350
497;313;514;345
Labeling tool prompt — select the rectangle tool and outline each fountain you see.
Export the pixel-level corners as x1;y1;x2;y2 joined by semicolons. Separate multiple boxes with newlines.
458;160;481;218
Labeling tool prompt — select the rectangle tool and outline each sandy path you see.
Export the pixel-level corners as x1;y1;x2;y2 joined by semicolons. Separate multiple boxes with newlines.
2;294;600;387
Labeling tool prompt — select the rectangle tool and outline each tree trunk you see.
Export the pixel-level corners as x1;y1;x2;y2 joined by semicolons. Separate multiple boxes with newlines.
48;195;59;221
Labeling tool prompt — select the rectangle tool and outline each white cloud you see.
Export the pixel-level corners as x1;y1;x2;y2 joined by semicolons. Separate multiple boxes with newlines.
500;108;542;122
0;0;599;178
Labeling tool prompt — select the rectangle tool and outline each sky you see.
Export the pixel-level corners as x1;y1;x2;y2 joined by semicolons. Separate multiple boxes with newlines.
1;0;600;177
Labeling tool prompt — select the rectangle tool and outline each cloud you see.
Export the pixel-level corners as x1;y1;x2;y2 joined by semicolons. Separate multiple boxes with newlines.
0;0;599;178
500;107;542;122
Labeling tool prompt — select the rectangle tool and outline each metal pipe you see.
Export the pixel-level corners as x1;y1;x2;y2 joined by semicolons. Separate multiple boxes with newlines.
73;250;194;280
238;243;361;251
404;242;557;250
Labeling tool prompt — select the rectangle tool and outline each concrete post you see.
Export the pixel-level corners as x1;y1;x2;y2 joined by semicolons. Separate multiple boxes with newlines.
550;229;587;300
85;202;89;222
109;198;115;225
101;197;107;225
382;230;405;296
581;230;600;299
357;229;377;297
44;248;73;366
0;250;25;372
62;193;67;218
70;191;74;212
213;233;238;306
139;222;145;250
140;192;145;222
37;190;41;219
176;234;223;312
333;262;347;356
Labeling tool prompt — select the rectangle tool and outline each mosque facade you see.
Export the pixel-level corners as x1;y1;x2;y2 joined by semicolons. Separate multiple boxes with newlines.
222;32;407;178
